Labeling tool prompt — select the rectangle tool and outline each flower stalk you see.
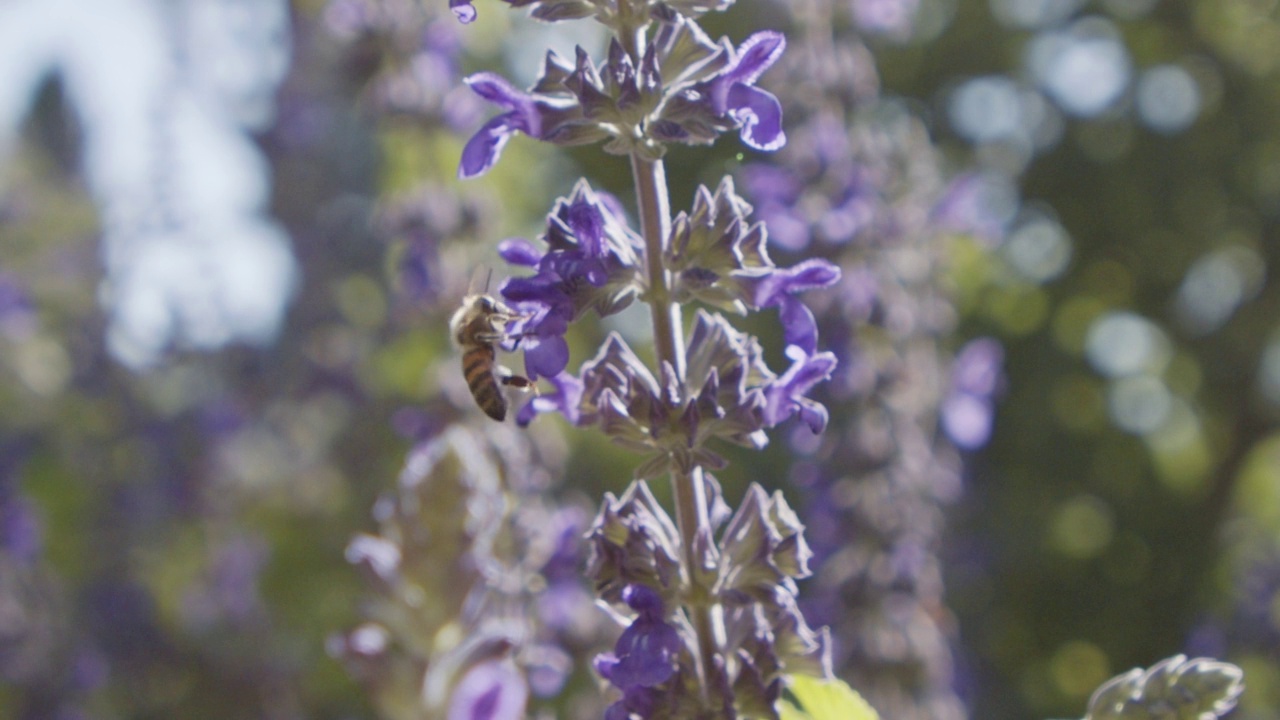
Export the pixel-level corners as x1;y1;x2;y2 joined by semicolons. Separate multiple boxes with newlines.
452;0;842;714
632;156;684;378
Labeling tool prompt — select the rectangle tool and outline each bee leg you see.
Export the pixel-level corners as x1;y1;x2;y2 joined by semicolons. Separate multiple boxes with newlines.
496;369;539;396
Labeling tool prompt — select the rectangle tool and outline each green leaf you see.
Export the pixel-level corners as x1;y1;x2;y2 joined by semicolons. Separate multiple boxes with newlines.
777;699;813;720
780;675;879;720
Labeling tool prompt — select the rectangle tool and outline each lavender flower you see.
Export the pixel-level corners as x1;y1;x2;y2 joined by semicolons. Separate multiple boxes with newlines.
658;31;787;151
337;425;599;719
458;72;582;179
763;349;838;433
941;337;1004;450
497;180;643;379
442;0;853;715
730;7;993;717
447;659;529;720
450;0;478;23
594;585;682;698
457;18;789;178
507;173;841;458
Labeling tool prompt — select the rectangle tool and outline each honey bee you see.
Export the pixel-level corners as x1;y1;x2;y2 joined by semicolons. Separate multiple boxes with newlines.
450;294;535;421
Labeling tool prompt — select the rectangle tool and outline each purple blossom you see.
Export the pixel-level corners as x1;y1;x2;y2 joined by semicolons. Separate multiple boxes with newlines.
852;0;921;38
498;181;642;380
942;337;1004;450
503;300;571;380
763;349;837;433
515;371;584;426
932;172;1012;244
450;0;478;23
696;31;788;151
0;494;41;562
739;259;841;355
594;585;682;717
447;659;529;720
0;272;36;340
458;73;575;178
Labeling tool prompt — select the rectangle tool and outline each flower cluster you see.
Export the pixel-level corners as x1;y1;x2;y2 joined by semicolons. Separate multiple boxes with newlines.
456;15;785;177
497;180;643;380
333;425;601;718
586;480;830;719
499;177;841;460
730;7;994;718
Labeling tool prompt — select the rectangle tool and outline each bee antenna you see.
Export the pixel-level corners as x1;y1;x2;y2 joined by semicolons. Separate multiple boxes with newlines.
484;268;493;293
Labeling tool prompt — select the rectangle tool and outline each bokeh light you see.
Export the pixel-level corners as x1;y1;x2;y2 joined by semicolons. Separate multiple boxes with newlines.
1174;245;1266;336
1027;17;1131;118
1001;209;1072;283
1085;311;1169;378
1136;64;1202;135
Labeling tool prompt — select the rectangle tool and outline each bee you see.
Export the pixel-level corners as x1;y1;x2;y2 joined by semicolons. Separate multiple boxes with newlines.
450;293;535;421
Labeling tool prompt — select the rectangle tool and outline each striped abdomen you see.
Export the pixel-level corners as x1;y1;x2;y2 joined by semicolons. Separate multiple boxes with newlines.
462;344;505;421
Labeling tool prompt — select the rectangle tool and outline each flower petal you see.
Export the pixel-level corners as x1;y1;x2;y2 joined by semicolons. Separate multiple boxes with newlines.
727;83;786;151
784;258;842;291
729;32;786;87
458;115;514;179
465;72;530;112
565;199;607;256
796;398;829;434
498;238;544;266
449;0;477;23
525;335;570;379
446;660;528;720
517;371;584;426
779;296;818;355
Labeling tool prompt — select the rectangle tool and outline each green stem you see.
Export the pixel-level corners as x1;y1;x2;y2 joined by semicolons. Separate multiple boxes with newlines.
631;153;720;704
631;157;684;378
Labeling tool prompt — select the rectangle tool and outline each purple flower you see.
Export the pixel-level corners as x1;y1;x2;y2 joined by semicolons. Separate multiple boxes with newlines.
450;0;477;23
852;0;921;38
763;349;837;433
739;259;841;355
595;585;682;717
458;73;573;178
942;337;1004;450
0;494;41;562
932;172;1012;244
0;272;36;340
503;299;571;380
515;371;584;426
447;659;529;720
498;181;642;380
695;31;788;151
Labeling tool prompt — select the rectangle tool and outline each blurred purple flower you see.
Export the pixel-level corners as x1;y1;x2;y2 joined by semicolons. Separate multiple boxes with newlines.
181;535;268;630
738;164;809;250
447;659;528;720
932;173;1010;244
450;0;478;23
0;272;36;340
0;495;41;563
941;338;1004;450
852;0;921;38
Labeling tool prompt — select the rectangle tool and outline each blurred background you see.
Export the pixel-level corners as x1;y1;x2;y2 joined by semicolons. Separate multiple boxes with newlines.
0;0;1278;718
